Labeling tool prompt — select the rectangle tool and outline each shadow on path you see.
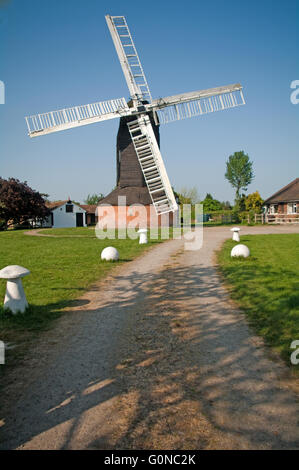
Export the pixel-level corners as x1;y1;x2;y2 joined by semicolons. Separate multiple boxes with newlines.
1;250;298;449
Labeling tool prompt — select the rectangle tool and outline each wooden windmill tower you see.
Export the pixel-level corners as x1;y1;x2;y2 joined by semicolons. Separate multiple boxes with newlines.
25;15;245;226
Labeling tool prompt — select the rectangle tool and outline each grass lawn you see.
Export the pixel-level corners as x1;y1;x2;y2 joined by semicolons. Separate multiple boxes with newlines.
0;227;165;370
218;233;299;369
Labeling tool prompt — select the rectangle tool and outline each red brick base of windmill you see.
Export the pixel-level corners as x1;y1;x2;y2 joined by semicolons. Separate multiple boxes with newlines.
97;187;179;229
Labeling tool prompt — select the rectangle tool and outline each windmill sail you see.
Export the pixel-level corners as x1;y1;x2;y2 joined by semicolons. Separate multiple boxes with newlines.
25;14;245;218
150;84;245;124
127;115;178;215
25;97;130;137
105;15;152;103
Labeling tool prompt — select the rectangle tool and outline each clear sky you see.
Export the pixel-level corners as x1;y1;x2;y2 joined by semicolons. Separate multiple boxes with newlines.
0;0;298;204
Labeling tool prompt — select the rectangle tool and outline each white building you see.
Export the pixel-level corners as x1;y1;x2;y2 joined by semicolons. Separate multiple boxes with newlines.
44;200;87;228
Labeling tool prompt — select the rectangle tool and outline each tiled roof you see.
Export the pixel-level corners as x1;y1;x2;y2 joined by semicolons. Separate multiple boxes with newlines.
264;178;299;204
45;200;68;210
45;201;97;214
78;204;97;214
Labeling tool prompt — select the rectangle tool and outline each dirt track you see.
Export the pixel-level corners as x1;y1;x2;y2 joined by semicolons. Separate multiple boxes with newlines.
1;225;299;449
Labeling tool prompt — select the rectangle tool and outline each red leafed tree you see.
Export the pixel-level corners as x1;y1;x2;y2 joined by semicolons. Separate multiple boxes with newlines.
0;177;50;228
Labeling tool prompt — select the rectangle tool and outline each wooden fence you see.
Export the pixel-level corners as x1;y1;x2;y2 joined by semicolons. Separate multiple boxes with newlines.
255;213;299;224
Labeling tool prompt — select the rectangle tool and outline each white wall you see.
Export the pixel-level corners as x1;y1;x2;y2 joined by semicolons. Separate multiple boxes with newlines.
52;202;86;228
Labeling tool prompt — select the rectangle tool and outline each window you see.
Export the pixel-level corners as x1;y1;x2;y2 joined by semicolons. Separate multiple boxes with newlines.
287;203;297;214
66;204;73;213
270;204;278;214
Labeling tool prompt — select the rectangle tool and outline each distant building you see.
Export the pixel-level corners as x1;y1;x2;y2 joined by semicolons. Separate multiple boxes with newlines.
263;178;299;223
78;205;98;226
41;200;97;228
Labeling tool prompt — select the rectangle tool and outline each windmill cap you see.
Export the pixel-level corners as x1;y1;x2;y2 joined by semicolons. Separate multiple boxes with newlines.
0;265;30;279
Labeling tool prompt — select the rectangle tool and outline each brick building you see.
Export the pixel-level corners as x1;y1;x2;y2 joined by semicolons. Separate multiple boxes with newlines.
263;178;299;223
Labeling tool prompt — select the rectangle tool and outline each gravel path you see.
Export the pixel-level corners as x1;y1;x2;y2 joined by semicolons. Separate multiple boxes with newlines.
0;225;299;449
24;229;93;237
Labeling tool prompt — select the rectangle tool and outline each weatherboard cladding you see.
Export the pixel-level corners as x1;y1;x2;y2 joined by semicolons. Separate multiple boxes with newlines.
116;111;160;191
99;112;159;206
46;111;160;209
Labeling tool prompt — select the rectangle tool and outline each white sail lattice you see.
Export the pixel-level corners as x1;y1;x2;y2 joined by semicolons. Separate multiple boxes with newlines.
153;87;245;124
25;97;129;136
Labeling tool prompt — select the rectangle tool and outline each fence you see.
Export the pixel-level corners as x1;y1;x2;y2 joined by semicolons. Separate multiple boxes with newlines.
198;212;299;225
265;214;299;224
254;213;265;224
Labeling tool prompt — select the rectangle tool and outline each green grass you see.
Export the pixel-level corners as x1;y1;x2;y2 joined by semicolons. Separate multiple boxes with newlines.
218;234;299;369
0;227;165;368
38;227;97;237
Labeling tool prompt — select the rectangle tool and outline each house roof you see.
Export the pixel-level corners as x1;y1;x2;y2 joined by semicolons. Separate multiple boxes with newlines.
46;200;96;213
263;178;299;204
79;204;97;214
45;200;68;210
98;186;152;206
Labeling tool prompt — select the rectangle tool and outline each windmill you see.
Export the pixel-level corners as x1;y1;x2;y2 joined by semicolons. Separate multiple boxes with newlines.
25;15;245;217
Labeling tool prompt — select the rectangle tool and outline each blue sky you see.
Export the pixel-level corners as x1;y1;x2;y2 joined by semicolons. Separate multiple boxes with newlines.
0;0;298;203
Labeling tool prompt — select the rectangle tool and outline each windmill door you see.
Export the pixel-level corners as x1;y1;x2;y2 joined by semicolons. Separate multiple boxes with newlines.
76;213;84;227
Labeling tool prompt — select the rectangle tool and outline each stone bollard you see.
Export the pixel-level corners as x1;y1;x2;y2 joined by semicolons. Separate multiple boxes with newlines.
230;227;240;242
0;265;30;314
231;244;250;258
138;229;148;244
101;246;119;261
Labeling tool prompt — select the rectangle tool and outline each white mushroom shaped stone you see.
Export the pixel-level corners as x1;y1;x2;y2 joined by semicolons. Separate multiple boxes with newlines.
101;246;119;261
231;244;250;258
0;265;30;314
230;227;240;242
137;228;148;244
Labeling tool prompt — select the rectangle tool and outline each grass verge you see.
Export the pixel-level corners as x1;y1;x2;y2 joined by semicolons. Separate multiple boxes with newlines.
0;227;166;371
217;234;299;370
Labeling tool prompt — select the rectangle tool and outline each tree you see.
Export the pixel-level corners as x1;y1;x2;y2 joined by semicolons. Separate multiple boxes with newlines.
235;193;247;212
202;193;222;212
177;186;200;205
0;177;50;228
84;193;104;205
225;151;254;203
245;191;264;212
221;200;232;210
